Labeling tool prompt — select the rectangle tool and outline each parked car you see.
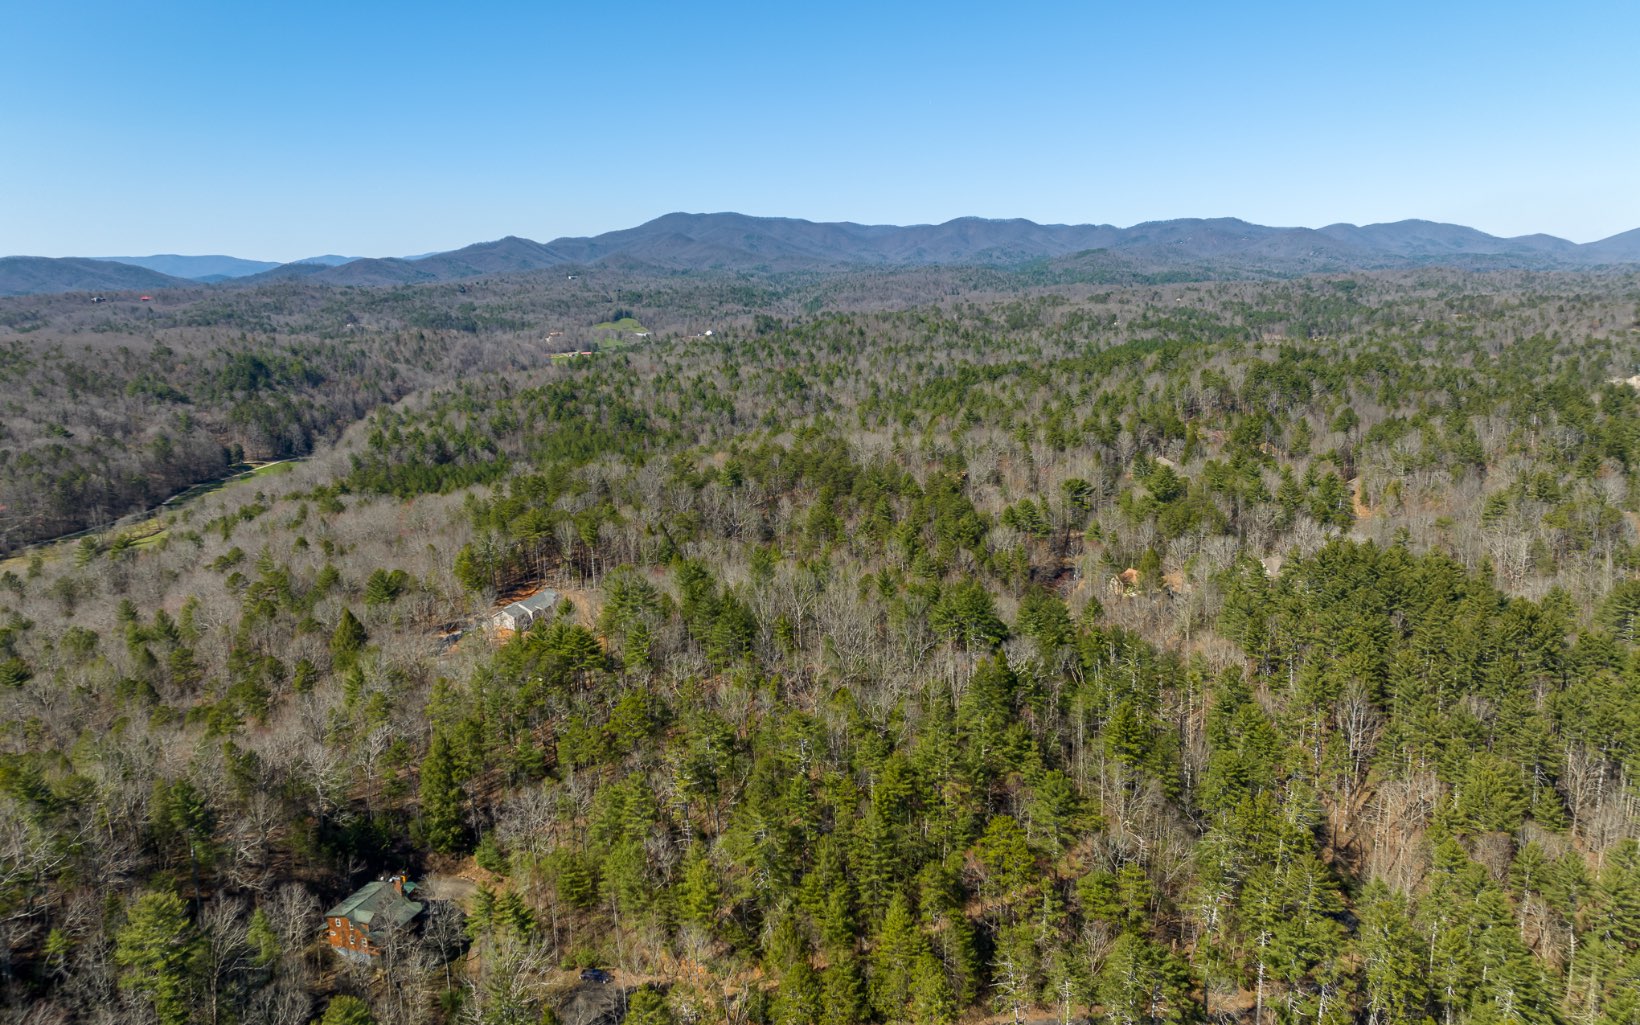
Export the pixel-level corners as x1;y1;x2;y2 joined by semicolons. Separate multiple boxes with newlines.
580;967;612;984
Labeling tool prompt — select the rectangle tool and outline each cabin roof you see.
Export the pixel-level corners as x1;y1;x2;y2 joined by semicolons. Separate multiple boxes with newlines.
499;590;557;618
325;880;423;928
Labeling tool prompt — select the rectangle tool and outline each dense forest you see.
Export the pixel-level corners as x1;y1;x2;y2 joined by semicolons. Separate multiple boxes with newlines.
0;267;1637;1025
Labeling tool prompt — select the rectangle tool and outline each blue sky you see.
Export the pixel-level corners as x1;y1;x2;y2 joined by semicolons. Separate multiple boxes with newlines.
4;1;1637;260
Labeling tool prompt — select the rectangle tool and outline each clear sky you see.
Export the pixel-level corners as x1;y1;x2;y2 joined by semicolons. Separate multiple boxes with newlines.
4;0;1637;261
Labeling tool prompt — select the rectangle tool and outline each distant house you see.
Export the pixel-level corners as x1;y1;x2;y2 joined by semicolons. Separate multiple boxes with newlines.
325;874;423;959
490;589;559;633
1107;567;1143;597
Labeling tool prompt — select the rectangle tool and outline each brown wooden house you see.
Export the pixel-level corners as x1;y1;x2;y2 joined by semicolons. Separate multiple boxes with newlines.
324;873;423;959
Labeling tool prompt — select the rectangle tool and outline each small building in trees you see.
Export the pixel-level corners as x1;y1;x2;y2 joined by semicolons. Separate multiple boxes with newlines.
1107;567;1142;596
490;590;558;633
324;874;423;959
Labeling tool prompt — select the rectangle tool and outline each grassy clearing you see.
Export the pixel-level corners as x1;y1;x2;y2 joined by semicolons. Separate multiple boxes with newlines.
0;459;300;572
162;459;297;508
128;526;169;550
0;552;35;576
246;460;296;480
592;316;646;334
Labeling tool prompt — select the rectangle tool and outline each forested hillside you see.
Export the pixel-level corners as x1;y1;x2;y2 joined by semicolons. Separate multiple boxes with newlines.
0;270;1637;1025
0;270;789;551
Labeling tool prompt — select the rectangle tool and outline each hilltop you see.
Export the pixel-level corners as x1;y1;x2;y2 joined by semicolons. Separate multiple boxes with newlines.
0;256;193;296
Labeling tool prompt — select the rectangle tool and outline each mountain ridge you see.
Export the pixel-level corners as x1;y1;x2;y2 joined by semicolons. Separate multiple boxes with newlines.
99;254;283;280
247;214;1640;283
10;214;1640;296
0;257;194;297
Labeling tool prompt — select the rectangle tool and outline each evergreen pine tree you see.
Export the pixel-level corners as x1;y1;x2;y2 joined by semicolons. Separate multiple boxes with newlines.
331;607;368;666
871;894;928;1020
1356;882;1429;1025
418;732;467;853
821;953;868;1025
114;891;202;1025
247;906;279;968
319;996;375;1025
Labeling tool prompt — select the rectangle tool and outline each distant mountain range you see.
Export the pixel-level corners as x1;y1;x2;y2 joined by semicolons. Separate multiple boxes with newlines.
97;253;359;283
99;254;282;281
7;214;1640;297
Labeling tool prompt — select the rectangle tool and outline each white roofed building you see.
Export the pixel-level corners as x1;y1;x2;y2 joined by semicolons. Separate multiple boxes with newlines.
490;590;558;633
